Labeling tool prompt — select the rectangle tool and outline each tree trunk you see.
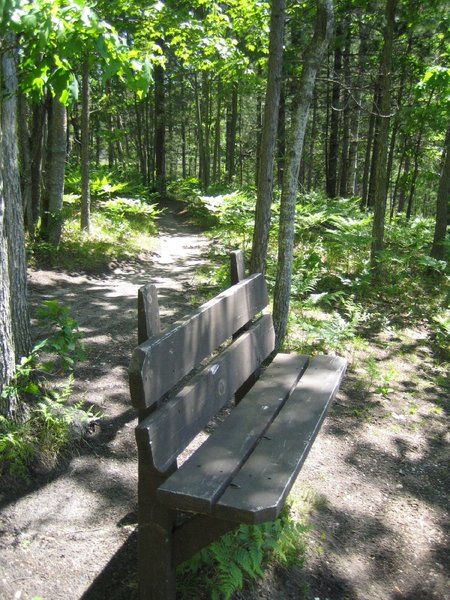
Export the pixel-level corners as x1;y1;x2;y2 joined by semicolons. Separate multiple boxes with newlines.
273;0;334;350
195;72;211;191
43;97;67;246
154;64;166;194
212;79;222;185
430;124;450;261
1;34;32;364
17;92;33;233
277;81;286;187
249;0;286;274
306;91;317;190
338;22;351;197
0;150;15;407
225;84;238;185
370;0;397;273
361;100;376;208
135;97;148;185
390;140;406;220
347;22;367;196
81;56;91;232
325;21;342;198
30;101;46;229
397;151;410;214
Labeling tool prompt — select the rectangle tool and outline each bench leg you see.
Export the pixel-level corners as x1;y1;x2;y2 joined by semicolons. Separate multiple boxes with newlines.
138;468;177;600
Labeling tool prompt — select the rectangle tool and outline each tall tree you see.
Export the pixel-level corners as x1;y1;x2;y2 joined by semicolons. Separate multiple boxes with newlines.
0;31;31;418
250;0;286;274
369;0;397;273
42;97;67;246
2;32;31;363
80;56;91;231
430;123;450;260
273;0;334;349
326;20;342;199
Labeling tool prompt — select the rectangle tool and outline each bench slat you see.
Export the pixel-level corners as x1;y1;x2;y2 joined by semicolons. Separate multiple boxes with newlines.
213;355;347;523
157;353;309;512
129;273;268;409
136;314;276;472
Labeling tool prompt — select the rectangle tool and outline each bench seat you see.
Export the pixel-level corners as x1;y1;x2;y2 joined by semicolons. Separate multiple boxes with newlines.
156;354;346;523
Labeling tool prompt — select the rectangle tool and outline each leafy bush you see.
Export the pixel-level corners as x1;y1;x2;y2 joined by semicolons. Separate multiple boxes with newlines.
430;309;450;357
177;503;307;599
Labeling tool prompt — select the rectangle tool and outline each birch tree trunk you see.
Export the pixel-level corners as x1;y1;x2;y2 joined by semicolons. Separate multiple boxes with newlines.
273;0;334;350
249;0;286;274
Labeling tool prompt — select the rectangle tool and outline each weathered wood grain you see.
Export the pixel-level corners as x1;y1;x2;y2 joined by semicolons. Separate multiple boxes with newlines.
137;283;161;344
129;273;268;409
213;355;347;523
136;314;275;473
230;249;245;285
157;353;309;513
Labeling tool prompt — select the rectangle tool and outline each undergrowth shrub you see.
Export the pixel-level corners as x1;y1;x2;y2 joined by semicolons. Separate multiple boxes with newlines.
29;166;162;272
0;301;97;484
177;503;308;599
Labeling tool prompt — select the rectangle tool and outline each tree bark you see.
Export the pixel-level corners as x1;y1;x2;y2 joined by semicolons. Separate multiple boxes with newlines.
273;0;334;350
249;0;286;274
212;79;222;184
30;101;46;229
347;22;367;196
338;21;352;196
17;93;33;233
225;84;238;185
43;97;67;246
370;0;397;273
0;151;15;408
361;99;376;208
154;64;166;194
430;124;450;261
81;56;91;232
325;21;342;198
1;34;32;363
306;91;318;190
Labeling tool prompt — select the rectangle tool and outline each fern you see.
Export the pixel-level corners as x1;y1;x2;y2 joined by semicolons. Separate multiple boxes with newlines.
177;503;307;598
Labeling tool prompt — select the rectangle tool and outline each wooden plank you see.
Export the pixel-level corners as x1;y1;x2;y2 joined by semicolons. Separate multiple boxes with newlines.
138;283;161;344
136;314;276;473
213;355;347;524
172;515;237;567
129;273;268;409
157;353;309;513
230;250;245;285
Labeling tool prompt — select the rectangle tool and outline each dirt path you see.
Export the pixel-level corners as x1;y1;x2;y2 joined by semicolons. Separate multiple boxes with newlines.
0;208;211;600
0;207;449;600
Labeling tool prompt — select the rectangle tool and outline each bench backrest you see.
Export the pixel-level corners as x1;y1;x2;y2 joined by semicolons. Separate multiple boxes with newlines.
129;270;275;473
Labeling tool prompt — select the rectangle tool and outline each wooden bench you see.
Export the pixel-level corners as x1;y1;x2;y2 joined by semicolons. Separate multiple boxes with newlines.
129;250;347;599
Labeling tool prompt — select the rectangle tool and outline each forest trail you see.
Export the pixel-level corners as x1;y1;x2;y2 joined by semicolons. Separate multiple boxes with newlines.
0;206;212;600
0;205;449;600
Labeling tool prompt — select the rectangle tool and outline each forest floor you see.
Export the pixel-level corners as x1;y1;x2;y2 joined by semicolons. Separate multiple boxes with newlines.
0;202;448;600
